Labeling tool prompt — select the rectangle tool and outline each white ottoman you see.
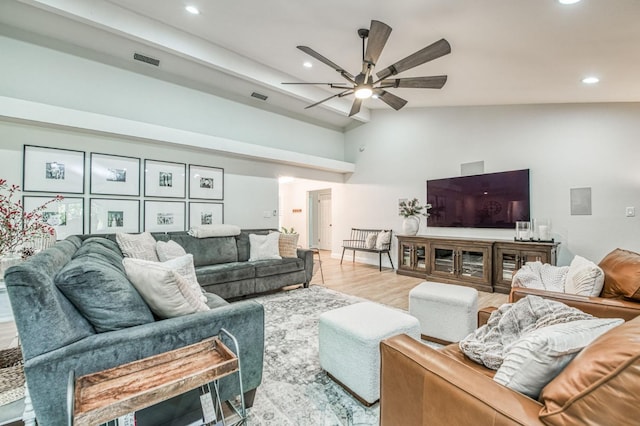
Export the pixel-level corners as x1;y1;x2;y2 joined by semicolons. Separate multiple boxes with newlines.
318;302;420;405
409;281;478;343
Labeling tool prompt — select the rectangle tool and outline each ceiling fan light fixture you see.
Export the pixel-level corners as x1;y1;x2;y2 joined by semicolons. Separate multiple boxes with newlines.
582;76;599;84
185;5;200;14
354;86;373;99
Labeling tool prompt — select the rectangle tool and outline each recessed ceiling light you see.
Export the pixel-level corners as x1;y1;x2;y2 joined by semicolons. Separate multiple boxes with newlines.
185;5;200;14
303;61;312;68
558;0;581;4
582;76;600;84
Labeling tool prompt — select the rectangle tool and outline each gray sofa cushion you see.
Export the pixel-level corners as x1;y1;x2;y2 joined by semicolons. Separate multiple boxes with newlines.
73;238;126;273
55;255;154;332
204;292;229;309
168;234;238;266
253;258;305;277
196;262;255;286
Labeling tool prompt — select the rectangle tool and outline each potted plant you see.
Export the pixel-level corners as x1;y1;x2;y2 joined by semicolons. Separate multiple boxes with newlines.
1;179;61;275
399;198;432;235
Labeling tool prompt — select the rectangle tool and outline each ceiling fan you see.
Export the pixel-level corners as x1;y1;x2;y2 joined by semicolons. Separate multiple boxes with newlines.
283;20;451;117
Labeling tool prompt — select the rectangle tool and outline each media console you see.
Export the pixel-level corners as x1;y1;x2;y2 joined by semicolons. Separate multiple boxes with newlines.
397;235;559;293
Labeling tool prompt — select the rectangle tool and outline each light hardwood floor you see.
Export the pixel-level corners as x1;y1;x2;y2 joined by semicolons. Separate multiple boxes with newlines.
311;250;508;311
0;252;508;349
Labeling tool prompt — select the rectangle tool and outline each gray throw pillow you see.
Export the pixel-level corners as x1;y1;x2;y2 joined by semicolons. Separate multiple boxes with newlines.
55;256;155;332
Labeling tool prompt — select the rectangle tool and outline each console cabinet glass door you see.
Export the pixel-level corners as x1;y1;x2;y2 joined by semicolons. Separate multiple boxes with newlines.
430;243;490;285
399;241;427;272
431;245;456;278
494;246;552;291
399;242;414;271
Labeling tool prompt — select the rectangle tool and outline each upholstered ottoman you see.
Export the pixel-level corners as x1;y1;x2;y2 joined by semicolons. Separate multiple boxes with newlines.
318;302;420;405
409;281;478;343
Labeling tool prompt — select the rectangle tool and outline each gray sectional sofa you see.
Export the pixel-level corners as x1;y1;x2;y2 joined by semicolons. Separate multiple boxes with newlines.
4;229;312;425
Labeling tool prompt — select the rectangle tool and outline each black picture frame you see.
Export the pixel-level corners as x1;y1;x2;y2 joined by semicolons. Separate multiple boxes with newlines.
90;198;141;234
188;164;224;200
144;159;186;198
144;200;186;233
188;202;224;228
90;153;140;196
22;145;85;194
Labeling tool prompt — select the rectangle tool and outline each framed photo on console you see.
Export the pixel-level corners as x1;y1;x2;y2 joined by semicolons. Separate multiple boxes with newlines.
144;159;186;198
144;200;186;233
23;145;85;194
90;198;140;234
189;202;224;228
90;153;140;196
188;164;224;200
23;196;84;240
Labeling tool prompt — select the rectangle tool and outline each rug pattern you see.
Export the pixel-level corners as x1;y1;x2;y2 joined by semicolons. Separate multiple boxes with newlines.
247;285;380;426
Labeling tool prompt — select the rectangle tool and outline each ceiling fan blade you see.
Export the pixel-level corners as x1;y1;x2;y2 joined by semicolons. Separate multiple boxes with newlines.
376;38;451;80
375;90;408;111
297;46;355;81
380;75;448;89
305;89;353;109
364;20;392;66
282;82;351;88
348;98;363;117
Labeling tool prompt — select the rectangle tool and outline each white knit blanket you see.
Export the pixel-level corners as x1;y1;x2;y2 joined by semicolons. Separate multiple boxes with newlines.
511;261;568;293
187;224;241;238
459;295;593;370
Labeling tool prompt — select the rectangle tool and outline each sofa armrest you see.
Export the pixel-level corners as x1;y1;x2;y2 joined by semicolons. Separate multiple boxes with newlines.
297;248;314;286
509;287;640;321
23;300;264;426
478;306;498;326
380;334;544;426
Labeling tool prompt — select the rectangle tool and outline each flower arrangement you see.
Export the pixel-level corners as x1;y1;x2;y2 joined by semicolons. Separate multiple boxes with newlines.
0;179;62;257
398;198;432;218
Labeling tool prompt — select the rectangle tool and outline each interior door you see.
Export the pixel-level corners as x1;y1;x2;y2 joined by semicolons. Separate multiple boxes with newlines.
317;191;332;250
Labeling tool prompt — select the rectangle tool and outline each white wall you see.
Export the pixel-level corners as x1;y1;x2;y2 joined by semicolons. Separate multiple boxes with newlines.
340;103;640;265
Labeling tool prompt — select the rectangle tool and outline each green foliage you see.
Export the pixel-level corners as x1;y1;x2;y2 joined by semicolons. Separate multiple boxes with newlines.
280;226;297;234
398;198;432;218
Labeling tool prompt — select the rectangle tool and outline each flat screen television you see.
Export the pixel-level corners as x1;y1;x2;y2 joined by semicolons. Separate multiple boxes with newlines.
426;169;530;229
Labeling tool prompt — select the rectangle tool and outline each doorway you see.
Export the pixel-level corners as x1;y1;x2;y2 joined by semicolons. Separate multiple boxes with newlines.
308;189;332;250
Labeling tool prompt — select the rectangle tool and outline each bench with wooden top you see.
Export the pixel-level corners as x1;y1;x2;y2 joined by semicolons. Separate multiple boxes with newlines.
341;228;394;271
68;330;245;426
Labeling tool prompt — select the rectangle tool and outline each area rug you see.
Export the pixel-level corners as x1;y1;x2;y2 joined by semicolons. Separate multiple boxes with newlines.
245;285;380;425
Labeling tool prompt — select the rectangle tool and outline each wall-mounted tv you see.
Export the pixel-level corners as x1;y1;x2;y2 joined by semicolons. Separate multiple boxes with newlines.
426;169;530;229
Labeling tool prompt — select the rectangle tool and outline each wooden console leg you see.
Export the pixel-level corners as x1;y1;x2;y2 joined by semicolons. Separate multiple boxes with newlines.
244;389;257;408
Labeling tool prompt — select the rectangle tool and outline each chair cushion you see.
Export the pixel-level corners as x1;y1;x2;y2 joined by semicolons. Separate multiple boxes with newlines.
599;248;640;300
564;255;604;296
375;231;391;249
539;316;640;425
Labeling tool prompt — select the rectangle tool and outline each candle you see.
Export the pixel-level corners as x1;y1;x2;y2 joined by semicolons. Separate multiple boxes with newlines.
538;225;550;241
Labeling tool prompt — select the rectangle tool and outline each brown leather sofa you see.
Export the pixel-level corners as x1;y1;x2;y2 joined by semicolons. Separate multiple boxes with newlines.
380;282;640;425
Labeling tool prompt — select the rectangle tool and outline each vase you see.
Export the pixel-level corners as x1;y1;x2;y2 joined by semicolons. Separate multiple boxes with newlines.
402;216;420;235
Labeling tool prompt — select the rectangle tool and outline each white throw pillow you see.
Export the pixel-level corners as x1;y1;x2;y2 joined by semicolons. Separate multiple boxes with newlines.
123;255;210;318
365;234;377;249
116;231;159;262
249;233;282;261
494;318;623;399
156;240;187;261
564;255;605;296
375;231;391;250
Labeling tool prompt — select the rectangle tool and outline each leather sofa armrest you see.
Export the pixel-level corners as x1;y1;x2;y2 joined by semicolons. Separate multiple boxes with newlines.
478;306;498;326
380;334;544;426
509;287;640;321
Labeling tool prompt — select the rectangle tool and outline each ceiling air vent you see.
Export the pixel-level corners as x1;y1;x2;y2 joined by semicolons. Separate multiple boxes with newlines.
250;92;268;101
133;53;160;67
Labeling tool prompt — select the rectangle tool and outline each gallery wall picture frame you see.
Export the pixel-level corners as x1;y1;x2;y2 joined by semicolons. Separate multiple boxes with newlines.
189;202;224;228
90;198;140;234
144;159;186;198
23;145;85;194
144;200;186;233
188;164;224;200
90;153;140;196
23;196;84;240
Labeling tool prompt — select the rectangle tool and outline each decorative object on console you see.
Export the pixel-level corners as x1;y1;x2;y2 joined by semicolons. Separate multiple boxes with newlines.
144;159;186;198
90;153;140;196
90;198;140;234
398;198;431;236
188;164;224;200
0;179;61;258
532;218;552;241
515;220;531;241
23;145;85;194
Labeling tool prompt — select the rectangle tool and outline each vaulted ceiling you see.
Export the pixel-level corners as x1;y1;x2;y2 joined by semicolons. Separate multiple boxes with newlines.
2;0;639;131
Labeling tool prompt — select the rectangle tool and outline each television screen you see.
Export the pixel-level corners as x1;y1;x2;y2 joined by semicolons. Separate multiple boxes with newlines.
426;169;530;229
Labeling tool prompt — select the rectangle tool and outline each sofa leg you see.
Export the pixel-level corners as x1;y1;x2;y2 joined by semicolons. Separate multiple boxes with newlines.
304;281;309;288
244;389;257;408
